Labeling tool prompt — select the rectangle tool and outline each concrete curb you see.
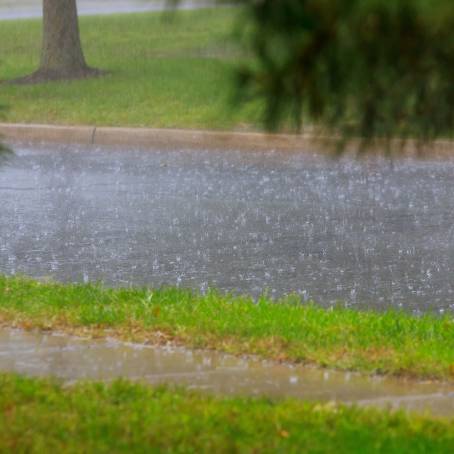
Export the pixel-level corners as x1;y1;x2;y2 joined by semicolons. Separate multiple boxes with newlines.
0;123;95;146
0;123;318;152
1;122;454;155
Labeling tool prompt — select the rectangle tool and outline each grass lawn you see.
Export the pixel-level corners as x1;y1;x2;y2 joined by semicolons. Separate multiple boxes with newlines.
1;276;454;381
1;374;454;453
0;8;263;130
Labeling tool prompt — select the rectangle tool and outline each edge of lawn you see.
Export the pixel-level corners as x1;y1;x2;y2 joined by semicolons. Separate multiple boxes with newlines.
1;373;454;452
1;275;453;383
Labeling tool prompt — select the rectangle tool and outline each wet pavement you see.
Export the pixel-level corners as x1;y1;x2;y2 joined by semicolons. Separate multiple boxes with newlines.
0;0;215;20
1;328;453;416
2;143;454;313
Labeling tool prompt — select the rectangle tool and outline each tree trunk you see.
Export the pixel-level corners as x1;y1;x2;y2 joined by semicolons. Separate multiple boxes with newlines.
15;0;102;83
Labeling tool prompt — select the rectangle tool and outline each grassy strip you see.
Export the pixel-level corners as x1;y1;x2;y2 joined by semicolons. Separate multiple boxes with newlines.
0;9;263;130
1;374;454;453
1;276;454;380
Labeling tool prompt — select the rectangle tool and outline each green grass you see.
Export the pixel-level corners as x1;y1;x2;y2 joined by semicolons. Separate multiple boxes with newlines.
1;374;453;453
1;275;454;380
0;9;263;130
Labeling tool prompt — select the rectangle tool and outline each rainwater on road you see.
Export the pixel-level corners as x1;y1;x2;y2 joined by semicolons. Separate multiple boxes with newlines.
1;143;454;314
0;0;215;20
1;328;454;417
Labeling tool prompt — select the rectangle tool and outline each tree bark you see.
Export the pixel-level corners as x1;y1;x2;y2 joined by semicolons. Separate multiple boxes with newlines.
15;0;102;83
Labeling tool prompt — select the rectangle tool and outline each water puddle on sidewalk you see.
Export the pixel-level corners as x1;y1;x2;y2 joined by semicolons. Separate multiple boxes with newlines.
1;328;453;417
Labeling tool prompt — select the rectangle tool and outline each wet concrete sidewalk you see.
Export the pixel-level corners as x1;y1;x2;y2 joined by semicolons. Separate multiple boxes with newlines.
1;328;453;417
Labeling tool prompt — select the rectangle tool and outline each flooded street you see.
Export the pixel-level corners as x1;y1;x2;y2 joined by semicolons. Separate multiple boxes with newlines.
0;0;215;20
1;143;454;313
1;328;453;416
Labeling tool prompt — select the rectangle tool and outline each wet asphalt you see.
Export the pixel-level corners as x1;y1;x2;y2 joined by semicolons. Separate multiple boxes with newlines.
1;143;454;313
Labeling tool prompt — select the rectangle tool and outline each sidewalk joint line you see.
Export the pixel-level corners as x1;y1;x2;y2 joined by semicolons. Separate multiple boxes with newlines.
91;127;97;145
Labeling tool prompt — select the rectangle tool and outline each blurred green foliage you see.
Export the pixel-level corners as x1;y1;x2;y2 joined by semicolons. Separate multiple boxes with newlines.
235;0;454;152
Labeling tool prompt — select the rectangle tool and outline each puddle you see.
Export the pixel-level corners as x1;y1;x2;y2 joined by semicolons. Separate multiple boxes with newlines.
0;0;216;20
0;328;453;416
2;144;454;313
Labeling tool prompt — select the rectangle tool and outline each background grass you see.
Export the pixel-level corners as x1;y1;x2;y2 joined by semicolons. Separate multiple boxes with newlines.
0;8;263;130
1;276;454;380
1;374;454;453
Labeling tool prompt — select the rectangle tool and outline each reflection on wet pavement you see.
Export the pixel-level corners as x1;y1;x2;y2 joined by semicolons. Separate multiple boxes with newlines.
1;328;453;416
1;144;454;313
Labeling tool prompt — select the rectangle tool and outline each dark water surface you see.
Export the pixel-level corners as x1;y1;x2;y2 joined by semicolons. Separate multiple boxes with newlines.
1;143;454;313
